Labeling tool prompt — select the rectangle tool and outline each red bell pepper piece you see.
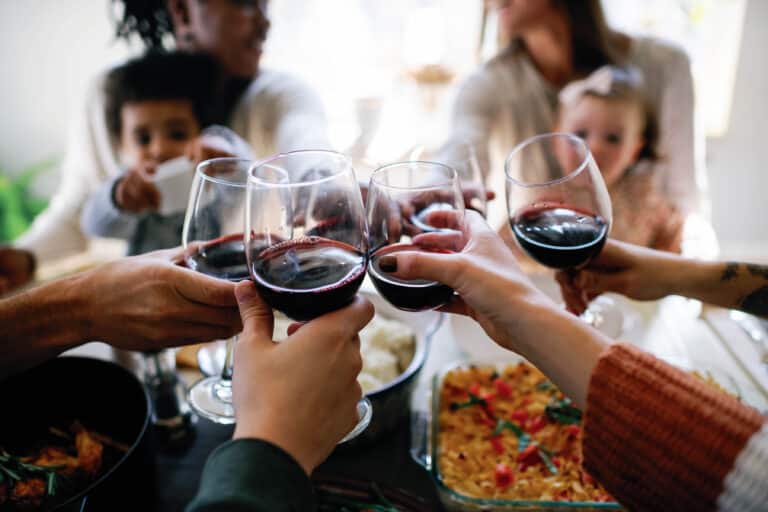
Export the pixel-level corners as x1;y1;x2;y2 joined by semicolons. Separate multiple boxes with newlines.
527;415;547;434
490;436;504;454
494;463;514;488
510;409;529;423
493;377;513;398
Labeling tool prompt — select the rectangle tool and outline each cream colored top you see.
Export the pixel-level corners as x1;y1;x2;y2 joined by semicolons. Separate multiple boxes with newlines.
17;69;331;263
448;36;706;227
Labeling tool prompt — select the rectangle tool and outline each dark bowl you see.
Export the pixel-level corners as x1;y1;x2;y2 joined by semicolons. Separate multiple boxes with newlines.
0;357;153;511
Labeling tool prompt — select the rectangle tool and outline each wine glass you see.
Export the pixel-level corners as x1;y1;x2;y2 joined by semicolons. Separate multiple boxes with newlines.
431;139;488;217
182;157;251;424
505;133;612;323
246;149;372;442
366;161;465;312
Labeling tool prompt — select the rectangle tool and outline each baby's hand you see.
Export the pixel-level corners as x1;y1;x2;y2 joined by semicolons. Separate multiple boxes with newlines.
115;163;160;213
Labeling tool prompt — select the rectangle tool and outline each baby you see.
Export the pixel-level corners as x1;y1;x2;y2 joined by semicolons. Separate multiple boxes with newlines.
80;51;219;255
557;66;683;253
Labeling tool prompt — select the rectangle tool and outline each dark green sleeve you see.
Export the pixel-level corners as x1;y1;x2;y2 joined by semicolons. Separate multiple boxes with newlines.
186;438;316;511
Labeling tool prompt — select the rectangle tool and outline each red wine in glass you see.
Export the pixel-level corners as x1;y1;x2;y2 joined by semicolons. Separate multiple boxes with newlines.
187;233;250;282
251;236;366;321
511;206;608;269
368;244;454;311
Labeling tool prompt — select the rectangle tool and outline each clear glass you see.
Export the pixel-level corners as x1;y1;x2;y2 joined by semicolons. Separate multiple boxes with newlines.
366;161;466;312
429;139;488;217
505;133;613;325
182;157;251;424
247;149;372;442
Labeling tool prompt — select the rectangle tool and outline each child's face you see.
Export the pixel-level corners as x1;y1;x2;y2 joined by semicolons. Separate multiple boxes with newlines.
120;100;200;167
557;96;645;187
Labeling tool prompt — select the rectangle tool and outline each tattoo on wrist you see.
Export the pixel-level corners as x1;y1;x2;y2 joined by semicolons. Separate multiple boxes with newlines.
739;286;768;317
746;264;768;280
721;262;739;281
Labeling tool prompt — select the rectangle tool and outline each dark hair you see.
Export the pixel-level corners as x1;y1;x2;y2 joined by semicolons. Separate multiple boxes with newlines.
560;0;626;74
112;0;173;49
104;51;220;137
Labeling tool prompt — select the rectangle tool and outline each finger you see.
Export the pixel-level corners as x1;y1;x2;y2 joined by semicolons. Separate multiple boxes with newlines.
172;266;239;307
378;249;461;289
138;322;241;349
235;280;274;343
486;190;496;201
437;296;471;316
411;231;464;252
0;276;9;296
305;296;374;341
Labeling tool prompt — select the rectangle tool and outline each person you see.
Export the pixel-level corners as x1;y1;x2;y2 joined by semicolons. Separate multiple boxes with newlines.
556;238;768;318
556;65;683;252
448;0;704;227
373;211;766;512
0;246;372;511
80;51;220;255
16;0;330;264
0;246;241;378
186;282;372;511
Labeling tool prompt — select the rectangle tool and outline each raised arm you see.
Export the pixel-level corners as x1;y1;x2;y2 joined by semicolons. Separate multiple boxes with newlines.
0;246;240;379
556;238;768;319
377;212;766;511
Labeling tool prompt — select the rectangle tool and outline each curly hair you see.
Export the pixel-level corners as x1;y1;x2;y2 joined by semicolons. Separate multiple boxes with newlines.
112;0;174;49
104;51;220;137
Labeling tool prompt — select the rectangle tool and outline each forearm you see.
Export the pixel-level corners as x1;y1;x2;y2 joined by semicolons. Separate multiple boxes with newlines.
497;296;611;408
0;273;92;378
583;343;765;511
664;259;768;318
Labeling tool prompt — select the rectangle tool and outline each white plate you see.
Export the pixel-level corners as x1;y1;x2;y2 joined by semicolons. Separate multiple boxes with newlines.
151;156;196;215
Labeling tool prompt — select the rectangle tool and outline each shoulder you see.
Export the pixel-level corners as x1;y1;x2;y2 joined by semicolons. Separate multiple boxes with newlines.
630;35;691;70
244;69;318;99
455;49;524;103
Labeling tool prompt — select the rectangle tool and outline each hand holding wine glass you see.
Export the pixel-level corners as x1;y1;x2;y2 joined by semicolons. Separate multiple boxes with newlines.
247;149;372;441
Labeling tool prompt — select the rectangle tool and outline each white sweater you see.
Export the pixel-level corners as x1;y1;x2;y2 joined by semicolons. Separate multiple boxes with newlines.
448;36;706;226
17;69;331;263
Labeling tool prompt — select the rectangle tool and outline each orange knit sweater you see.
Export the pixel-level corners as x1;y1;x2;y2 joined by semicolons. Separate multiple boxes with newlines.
583;343;766;511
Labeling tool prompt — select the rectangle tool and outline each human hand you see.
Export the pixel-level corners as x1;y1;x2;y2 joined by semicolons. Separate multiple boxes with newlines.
115;163;160;213
555;239;681;314
376;210;556;351
231;281;373;474
0;247;35;295
77;246;241;349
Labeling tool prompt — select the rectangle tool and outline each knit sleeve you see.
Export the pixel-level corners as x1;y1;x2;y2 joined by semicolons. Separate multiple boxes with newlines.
583;342;765;512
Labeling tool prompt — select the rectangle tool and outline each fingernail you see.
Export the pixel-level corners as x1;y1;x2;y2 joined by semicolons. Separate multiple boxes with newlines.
378;255;397;272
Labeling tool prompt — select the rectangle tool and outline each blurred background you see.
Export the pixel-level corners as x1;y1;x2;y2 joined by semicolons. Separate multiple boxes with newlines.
0;0;764;267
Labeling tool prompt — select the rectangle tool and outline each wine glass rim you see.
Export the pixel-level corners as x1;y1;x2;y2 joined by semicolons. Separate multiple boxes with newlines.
195;157;253;188
504;132;592;188
248;149;352;188
370;160;458;191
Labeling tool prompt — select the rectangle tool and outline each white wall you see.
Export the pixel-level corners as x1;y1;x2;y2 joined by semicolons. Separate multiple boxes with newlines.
706;0;768;261
0;0;131;191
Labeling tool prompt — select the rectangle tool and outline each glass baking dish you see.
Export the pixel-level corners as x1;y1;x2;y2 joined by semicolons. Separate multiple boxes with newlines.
411;362;624;511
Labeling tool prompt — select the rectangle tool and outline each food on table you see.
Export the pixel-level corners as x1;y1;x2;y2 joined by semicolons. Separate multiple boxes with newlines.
358;315;415;393
0;421;126;510
437;363;614;503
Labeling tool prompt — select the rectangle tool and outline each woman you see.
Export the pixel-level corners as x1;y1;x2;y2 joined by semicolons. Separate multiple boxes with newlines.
376;211;766;512
449;0;703;226
16;0;331;263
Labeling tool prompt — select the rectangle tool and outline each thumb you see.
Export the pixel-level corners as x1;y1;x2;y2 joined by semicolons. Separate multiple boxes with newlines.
235;280;274;343
380;250;461;289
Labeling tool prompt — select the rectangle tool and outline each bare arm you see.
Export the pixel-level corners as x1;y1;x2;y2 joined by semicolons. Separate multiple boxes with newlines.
557;239;768;319
0;247;241;379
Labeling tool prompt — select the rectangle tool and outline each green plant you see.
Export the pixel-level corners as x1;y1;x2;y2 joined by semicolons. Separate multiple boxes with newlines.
0;160;56;242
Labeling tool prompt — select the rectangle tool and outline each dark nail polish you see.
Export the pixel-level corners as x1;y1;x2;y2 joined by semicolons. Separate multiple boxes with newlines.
378;255;397;272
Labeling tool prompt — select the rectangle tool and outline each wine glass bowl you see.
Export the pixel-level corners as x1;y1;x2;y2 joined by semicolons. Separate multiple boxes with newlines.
366;161;465;312
505;133;612;270
182;157;252;424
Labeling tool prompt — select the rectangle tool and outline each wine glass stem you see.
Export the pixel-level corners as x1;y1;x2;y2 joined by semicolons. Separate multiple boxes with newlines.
213;335;237;403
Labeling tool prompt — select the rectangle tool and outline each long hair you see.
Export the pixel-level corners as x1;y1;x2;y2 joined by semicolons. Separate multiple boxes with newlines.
111;0;173;50
562;0;627;74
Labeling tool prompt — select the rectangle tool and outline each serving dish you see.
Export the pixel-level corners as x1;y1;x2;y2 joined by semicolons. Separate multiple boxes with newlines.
411;362;623;511
0;357;152;511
